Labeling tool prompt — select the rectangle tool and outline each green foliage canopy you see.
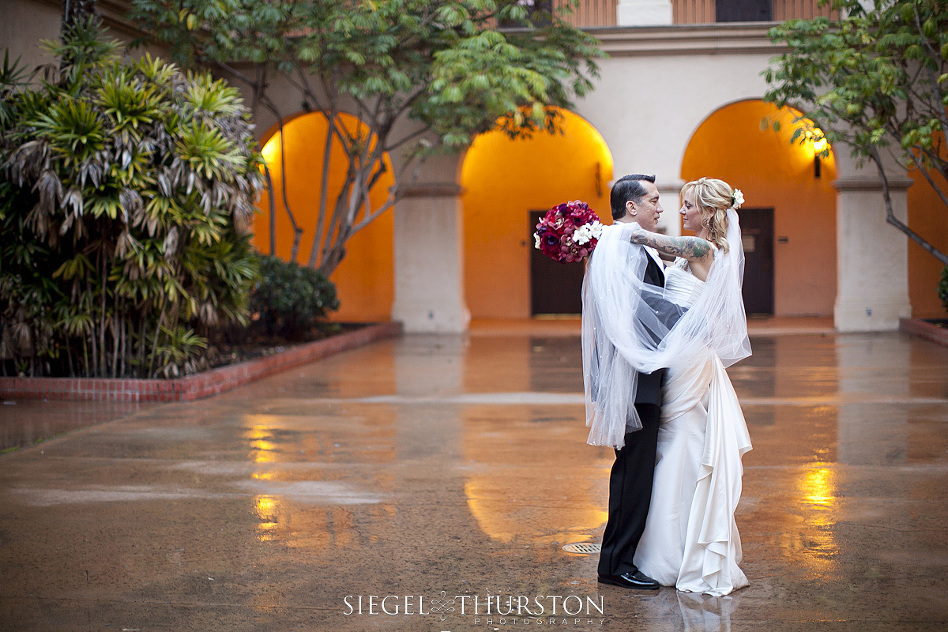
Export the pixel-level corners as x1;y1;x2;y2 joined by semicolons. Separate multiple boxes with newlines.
129;0;604;274
764;0;948;266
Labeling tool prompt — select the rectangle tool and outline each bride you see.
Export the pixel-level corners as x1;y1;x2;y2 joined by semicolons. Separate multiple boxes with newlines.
583;177;752;596
632;177;752;596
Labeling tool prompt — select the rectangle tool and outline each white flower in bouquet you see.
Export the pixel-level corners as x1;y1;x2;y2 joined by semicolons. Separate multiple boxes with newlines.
573;221;603;246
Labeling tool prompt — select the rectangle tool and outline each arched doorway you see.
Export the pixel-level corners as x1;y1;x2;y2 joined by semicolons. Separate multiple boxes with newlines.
681;100;837;317
254;112;395;323
907;165;948;317
460;108;614;319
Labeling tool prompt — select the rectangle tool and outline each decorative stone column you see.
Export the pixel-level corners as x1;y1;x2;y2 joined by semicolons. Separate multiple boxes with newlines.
616;0;673;26
391;183;470;333
833;174;913;332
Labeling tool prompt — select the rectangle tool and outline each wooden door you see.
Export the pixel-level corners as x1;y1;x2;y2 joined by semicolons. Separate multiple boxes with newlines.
738;207;775;316
529;210;585;315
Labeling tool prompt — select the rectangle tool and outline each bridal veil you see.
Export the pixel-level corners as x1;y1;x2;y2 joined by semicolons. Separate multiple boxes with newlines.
581;209;751;448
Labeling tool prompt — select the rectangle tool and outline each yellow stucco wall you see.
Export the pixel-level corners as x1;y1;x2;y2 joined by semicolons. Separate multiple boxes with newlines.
460;109;614;319
254;113;395;323
682;100;838;317
907;167;948;318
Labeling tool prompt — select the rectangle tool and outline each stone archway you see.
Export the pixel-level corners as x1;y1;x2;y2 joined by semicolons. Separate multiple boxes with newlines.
460;108;615;319
254;112;396;323
681;99;838;318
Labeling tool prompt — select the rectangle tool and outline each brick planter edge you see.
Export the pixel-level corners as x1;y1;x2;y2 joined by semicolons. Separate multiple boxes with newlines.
899;317;948;348
0;322;403;402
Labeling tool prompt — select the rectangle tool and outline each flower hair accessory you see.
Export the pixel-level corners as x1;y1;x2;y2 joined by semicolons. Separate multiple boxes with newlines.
730;189;744;210
534;200;604;263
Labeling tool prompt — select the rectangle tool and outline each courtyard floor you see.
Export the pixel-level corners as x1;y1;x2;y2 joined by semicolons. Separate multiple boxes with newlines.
0;320;946;631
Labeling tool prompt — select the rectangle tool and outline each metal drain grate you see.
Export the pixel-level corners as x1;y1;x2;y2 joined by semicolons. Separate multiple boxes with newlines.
562;543;601;554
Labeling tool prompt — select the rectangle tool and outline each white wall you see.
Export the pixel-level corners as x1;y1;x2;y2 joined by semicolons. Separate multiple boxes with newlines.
576;51;776;193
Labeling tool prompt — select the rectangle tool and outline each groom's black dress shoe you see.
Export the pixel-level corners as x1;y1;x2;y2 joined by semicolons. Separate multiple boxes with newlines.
597;571;660;590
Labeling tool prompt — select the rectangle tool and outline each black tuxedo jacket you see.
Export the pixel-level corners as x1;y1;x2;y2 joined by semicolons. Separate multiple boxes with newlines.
633;251;684;408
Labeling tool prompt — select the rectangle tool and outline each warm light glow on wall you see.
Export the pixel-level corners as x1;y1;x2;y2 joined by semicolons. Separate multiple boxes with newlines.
906;135;948;317
681;99;838;317
782;113;836;170
257;114;394;267
461;107;614;319
253;112;395;323
260;136;280;167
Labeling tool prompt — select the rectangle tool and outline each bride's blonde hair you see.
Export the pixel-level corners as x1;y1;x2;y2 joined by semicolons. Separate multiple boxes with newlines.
681;177;734;253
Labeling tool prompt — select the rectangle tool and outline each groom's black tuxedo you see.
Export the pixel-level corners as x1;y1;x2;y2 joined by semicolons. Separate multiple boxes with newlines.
631;251;671;408
599;251;680;579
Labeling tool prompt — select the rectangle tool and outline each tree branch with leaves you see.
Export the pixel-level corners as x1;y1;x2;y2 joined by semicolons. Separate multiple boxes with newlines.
764;0;948;266
129;0;604;275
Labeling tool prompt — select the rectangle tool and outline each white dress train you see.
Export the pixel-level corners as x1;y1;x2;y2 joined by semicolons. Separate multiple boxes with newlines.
633;262;753;596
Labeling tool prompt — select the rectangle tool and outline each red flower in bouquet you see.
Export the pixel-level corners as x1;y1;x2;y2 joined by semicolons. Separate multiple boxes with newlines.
533;201;604;264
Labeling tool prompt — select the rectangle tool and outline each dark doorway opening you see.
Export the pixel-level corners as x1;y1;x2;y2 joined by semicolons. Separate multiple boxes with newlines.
738;207;775;316
717;0;772;22
529;210;585;315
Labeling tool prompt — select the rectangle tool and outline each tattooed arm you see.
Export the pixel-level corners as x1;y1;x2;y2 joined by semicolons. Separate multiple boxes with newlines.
629;229;713;264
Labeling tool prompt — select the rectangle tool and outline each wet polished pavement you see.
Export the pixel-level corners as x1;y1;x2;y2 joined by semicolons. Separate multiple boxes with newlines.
1;324;947;631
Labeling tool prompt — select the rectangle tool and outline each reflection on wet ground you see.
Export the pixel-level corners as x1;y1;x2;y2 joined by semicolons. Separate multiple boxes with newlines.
0;399;152;452
0;328;946;630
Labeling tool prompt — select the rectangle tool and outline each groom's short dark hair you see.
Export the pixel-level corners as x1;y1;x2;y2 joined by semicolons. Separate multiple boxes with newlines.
610;174;656;221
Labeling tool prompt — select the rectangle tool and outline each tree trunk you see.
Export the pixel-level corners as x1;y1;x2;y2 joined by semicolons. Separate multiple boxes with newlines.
871;150;948;266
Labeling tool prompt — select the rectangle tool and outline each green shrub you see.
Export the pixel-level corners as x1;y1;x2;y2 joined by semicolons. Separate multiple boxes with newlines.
938;266;948;315
250;255;339;341
0;18;263;378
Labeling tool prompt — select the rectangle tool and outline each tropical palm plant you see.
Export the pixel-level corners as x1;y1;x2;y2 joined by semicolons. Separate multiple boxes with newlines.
0;17;264;378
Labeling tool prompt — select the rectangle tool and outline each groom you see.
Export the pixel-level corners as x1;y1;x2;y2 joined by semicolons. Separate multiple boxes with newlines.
596;174;678;590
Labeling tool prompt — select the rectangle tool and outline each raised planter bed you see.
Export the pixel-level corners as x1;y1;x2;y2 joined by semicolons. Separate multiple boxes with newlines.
0;322;402;403
899;317;948;347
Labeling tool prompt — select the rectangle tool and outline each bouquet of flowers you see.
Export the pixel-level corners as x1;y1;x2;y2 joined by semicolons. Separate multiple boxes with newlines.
533;200;604;263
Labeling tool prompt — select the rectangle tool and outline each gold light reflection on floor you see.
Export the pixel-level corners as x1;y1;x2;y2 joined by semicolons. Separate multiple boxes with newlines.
464;479;607;544
254;495;281;542
794;465;839;573
461;406;610;544
246;419;283;538
803;467;835;507
246;425;279;464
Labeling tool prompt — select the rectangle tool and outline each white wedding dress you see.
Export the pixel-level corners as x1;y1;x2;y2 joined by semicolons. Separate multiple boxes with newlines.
633;260;753;596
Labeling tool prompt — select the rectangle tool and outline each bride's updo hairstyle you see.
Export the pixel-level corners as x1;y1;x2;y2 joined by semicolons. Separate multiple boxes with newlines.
681;177;733;253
